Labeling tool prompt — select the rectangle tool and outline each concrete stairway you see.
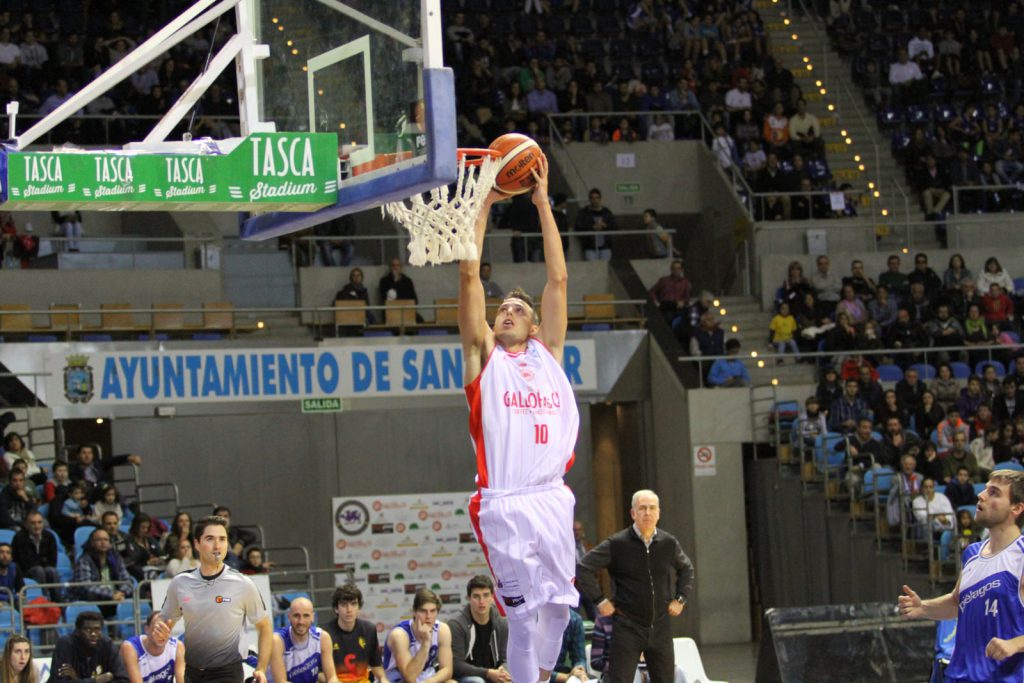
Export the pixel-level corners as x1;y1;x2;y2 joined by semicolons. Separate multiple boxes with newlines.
756;1;938;249
717;295;817;387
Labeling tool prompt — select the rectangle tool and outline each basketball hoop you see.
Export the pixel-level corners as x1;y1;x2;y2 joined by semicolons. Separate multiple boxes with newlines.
382;148;502;267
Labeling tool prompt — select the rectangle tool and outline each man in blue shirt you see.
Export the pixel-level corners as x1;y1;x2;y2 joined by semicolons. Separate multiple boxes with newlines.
708;339;751;387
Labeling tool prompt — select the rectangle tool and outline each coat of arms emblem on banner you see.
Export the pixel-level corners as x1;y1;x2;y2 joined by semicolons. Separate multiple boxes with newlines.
63;354;94;404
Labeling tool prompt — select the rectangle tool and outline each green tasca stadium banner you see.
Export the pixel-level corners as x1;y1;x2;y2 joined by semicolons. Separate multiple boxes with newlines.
0;132;339;212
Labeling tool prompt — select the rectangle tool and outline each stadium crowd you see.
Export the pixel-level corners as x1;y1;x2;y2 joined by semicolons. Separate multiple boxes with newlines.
829;0;1024;218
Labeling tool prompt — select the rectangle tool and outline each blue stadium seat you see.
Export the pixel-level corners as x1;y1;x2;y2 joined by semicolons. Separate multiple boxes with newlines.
138;334;170;341
580;323;612;331
814;433;846;475
0;530;15;546
191;333;222;340
22;578;43;602
1014;277;1024;293
980;75;1003;97
976;360;1006;377
877;106;903;128
27;335;59;343
0;607;16;649
876;364;903;381
891;131;911;155
950;362;971;379
974;483;987;496
909;363;937;380
863;467;895;505
928;76;948;102
806;159;831;181
74;526;94;557
81;334;113;342
905;105;930;125
938;529;954;562
773;401;800;433
362;330;394;337
994;461;1024;472
116;599;151;639
930;429;939;445
933;104;957;124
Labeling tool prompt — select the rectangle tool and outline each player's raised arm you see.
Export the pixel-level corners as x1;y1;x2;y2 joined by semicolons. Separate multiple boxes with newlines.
534;155;568;359
459;190;503;382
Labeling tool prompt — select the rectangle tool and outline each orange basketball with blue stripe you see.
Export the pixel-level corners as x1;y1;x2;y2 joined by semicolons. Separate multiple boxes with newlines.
489;133;542;195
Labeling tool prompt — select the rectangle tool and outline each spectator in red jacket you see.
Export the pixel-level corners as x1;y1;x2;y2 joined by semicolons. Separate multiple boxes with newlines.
982;283;1015;325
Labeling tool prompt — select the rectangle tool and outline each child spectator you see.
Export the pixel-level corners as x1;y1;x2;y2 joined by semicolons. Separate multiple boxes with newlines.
43;461;72;503
769;302;800;359
59;484;92;545
956;510;977;553
937;406;971;454
944;466;979;509
89;484;122;526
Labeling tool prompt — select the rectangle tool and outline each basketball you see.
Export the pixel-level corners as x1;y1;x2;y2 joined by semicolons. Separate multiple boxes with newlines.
489;133;542;195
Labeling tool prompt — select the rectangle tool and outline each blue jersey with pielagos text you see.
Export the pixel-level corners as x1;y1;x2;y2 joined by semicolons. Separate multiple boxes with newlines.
945;538;1024;683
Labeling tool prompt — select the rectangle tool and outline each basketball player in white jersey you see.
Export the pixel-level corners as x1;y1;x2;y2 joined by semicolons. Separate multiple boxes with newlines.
899;470;1024;682
459;154;580;683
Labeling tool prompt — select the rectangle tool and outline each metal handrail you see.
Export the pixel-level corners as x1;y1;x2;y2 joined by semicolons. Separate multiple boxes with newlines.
680;342;1018;388
295;227;678;267
18;580;141;655
952;182;1024;214
0;374;51;406
136;482;181;520
4;113;242;148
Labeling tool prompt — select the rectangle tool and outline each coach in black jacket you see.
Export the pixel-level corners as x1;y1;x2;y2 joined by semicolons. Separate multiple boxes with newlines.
577;489;694;683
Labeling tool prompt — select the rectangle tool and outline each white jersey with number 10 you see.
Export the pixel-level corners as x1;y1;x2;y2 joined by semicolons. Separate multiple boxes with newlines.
466;338;579;490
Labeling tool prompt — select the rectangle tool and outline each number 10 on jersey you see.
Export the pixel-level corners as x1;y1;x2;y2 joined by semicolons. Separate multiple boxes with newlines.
535;424;549;444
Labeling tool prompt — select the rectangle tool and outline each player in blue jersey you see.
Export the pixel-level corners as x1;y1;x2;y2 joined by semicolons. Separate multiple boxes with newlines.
899;469;1024;683
268;597;336;683
121;612;185;683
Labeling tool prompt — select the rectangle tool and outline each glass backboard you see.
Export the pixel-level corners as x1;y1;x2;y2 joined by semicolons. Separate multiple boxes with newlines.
241;0;455;240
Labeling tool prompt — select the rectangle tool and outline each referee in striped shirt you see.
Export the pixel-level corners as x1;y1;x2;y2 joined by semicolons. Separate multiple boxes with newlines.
154;516;273;683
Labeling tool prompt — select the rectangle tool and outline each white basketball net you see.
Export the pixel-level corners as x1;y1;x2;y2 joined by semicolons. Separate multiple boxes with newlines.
382;151;501;267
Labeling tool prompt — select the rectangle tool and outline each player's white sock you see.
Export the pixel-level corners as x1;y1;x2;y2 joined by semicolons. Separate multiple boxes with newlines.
507;611;539;683
535;603;571;672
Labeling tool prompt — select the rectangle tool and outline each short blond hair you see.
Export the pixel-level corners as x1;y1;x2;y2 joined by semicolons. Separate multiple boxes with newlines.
989;469;1024;526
